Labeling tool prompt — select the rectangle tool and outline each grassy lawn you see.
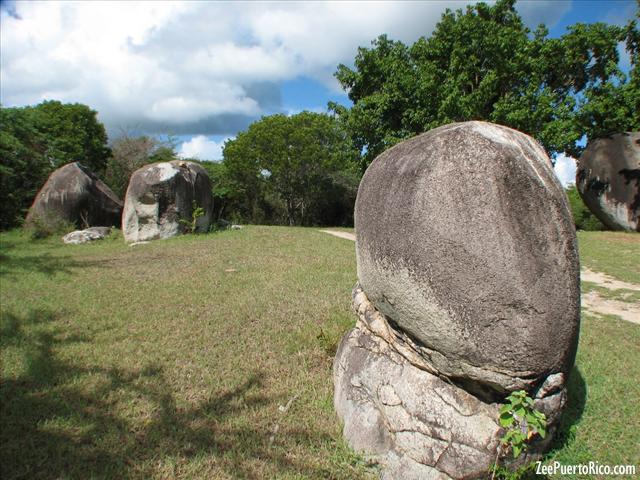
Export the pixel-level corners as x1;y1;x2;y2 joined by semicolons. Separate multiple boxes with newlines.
577;231;640;284
1;228;638;479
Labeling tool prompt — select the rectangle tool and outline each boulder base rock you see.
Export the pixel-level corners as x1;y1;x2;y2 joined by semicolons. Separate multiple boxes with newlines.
26;162;123;229
355;121;580;396
62;227;111;244
576;132;640;231
122;161;214;242
334;286;566;480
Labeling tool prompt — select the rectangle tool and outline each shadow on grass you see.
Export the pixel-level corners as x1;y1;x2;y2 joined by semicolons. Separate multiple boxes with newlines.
0;249;110;277
547;365;587;453
0;252;86;277
0;308;345;480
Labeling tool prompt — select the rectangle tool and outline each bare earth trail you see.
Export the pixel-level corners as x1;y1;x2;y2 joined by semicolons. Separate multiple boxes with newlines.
319;230;640;325
318;230;356;241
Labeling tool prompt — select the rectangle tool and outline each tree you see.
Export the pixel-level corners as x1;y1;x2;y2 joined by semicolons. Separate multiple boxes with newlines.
190;160;235;224
103;133;177;198
331;0;638;169
0;107;48;229
222;112;360;226
0;100;112;229
26;100;111;173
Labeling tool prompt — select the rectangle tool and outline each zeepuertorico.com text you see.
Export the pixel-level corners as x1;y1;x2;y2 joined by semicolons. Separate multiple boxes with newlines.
536;461;636;476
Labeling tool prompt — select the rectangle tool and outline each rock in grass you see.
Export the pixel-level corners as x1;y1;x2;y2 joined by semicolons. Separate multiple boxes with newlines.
576;132;639;232
354;121;580;395
62;226;111;244
122;161;213;242
26;162;122;230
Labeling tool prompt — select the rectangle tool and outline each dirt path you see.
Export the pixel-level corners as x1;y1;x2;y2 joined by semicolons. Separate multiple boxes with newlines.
580;268;640;324
581;268;640;292
319;230;356;241
318;230;639;324
581;291;639;324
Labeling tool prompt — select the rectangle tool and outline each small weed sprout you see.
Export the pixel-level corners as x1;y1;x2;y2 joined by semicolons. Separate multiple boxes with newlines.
180;200;205;234
499;390;547;459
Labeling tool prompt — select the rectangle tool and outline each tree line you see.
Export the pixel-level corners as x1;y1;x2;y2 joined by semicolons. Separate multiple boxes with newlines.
1;0;636;230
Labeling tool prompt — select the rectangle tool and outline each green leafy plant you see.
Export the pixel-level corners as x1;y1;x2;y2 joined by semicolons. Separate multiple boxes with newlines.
499;390;547;459
25;212;77;239
180;200;205;234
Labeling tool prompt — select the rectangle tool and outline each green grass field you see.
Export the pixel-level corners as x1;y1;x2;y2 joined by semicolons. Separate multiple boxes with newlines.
1;227;638;479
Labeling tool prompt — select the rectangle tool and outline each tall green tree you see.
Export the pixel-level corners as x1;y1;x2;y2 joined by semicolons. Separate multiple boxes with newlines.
27;100;111;173
0;100;112;229
331;0;638;169
222;112;359;226
0;107;48;229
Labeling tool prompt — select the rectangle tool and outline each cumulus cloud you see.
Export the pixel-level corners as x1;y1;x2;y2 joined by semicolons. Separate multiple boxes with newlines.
553;153;577;187
178;135;231;161
1;1;574;136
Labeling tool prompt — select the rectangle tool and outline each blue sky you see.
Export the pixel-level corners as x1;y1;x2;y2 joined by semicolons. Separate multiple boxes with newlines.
0;0;636;184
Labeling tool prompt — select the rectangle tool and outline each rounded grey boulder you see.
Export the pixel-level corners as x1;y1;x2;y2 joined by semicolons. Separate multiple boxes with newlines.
122;160;213;242
576;132;639;232
26;162;123;229
355;121;580;394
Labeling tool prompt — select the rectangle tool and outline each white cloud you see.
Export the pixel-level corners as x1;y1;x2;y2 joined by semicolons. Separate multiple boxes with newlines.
0;0;582;136
553;153;577;187
0;1;461;134
178;135;231;161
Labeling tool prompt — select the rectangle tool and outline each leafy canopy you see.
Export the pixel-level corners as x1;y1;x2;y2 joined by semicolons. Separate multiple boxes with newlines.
331;0;639;169
0;100;111;229
222;111;360;226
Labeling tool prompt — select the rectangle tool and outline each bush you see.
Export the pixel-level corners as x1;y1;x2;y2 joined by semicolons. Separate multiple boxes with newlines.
24;212;77;239
566;185;605;231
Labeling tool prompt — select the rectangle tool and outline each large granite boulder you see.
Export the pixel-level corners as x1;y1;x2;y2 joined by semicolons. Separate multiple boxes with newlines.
354;121;580;397
336;121;580;478
576;132;639;231
122;160;213;242
26;162;122;229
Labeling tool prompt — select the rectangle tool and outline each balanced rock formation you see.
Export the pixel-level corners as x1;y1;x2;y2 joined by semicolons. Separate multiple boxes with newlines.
26;162;122;229
122;160;213;242
576;132;639;231
62;226;111;244
335;121;580;479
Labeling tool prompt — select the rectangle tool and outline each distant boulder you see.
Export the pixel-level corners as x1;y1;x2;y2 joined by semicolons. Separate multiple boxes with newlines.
26;162;123;230
576;132;639;231
122;160;213;242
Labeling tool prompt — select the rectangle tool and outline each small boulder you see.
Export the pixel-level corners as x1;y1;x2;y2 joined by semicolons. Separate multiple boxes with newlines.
62;227;111;244
576;132;639;231
122;160;213;242
26;162;122;229
355;121;580;395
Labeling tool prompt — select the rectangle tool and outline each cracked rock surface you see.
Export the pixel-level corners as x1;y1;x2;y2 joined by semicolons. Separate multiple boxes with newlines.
334;287;567;479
